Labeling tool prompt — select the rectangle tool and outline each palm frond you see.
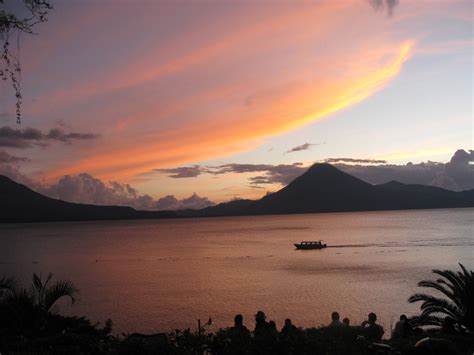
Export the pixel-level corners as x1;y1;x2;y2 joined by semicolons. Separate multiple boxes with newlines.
32;273;43;293
43;279;79;312
409;264;474;331
31;272;43;304
417;280;462;309
43;273;53;290
420;304;461;320
432;269;465;296
458;263;474;280
409;293;460;319
409;315;444;327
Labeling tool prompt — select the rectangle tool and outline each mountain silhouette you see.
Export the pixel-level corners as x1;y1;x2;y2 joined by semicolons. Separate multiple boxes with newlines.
196;163;474;216
255;164;374;214
0;175;175;223
1;163;473;222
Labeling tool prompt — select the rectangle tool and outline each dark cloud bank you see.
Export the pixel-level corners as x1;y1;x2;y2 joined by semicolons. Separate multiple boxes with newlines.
156;163;305;186
158;149;474;192
0;125;99;148
0;150;29;164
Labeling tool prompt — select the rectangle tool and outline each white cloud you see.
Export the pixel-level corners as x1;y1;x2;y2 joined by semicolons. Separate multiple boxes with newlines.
37;173;215;211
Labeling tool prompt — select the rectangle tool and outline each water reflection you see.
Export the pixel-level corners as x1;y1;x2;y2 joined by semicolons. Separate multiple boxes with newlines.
0;208;472;334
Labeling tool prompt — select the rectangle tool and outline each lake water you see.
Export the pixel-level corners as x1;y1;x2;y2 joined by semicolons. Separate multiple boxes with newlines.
1;208;473;336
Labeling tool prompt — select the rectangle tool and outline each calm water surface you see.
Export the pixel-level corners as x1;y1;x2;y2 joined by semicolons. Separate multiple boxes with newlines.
1;208;473;335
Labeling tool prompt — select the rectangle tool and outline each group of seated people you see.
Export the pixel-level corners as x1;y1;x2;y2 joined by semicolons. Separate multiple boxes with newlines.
226;311;303;353
228;310;414;343
223;311;466;354
326;311;387;341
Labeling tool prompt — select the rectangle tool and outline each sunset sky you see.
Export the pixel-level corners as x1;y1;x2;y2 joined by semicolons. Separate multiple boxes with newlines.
0;0;472;208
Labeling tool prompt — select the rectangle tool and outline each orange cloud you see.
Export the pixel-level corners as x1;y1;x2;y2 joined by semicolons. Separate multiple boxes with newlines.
43;40;413;182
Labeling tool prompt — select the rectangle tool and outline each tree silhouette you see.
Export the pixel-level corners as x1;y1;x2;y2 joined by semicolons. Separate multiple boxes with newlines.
0;0;53;123
408;263;474;331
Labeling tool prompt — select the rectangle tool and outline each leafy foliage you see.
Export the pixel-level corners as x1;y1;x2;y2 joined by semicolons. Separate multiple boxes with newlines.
29;272;78;311
409;263;474;331
0;272;78;334
0;272;114;354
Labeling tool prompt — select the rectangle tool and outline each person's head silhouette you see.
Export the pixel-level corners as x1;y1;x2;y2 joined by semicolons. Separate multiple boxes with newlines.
331;312;340;321
234;314;243;326
368;312;377;324
254;311;266;322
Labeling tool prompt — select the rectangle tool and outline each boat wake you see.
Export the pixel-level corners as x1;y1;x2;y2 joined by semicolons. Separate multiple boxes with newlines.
329;241;474;248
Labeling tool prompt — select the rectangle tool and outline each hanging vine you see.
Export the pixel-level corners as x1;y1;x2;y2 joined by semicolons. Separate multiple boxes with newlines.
0;0;52;124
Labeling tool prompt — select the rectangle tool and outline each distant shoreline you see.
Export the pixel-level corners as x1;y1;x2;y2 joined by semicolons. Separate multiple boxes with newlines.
1;206;473;225
2;165;473;223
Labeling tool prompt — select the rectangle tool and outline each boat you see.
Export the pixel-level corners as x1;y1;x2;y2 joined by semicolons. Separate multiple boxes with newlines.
294;240;327;250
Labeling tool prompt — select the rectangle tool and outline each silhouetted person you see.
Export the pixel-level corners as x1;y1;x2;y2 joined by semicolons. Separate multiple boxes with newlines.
340;317;354;340
268;320;279;353
361;312;384;341
229;314;250;337
228;314;250;354
268;320;278;339
328;312;342;327
232;314;247;329
402;315;413;336
253;311;275;354
279;318;298;353
392;314;412;339
254;311;269;333
281;318;297;335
